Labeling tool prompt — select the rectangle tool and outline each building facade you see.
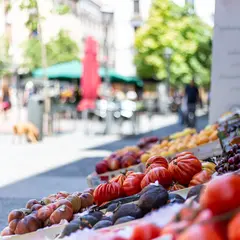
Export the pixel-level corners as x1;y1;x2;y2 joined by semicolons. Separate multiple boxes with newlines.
0;0;114;71
113;0;152;77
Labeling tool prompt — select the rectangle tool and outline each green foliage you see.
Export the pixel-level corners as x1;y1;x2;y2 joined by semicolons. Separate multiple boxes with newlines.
134;0;212;86
20;0;38;32
54;4;70;15
0;37;11;77
47;30;79;66
22;30;79;70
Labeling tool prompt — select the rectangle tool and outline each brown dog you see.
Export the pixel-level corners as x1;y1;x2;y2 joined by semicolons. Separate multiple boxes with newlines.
13;122;39;143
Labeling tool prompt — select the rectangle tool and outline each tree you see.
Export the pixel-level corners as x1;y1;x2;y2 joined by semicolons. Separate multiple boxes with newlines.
134;0;212;86
0;36;11;77
22;30;79;70
19;0;74;72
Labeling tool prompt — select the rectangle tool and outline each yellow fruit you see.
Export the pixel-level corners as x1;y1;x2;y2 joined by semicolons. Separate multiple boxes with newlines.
202;162;216;173
176;143;186;152
160;140;169;147
196;135;209;145
160;151;170;157
209;130;218;141
168;145;177;154
141;153;150;163
187;142;197;149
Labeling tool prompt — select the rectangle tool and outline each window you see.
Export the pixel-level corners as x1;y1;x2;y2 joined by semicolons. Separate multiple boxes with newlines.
134;0;140;14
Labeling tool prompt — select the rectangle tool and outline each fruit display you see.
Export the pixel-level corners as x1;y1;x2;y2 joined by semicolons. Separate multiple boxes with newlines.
215;144;240;175
169;152;202;185
169;128;197;139
92;153;215;207
141;124;219;161
136;136;160;151
57;173;240;240
95;146;143;175
59;184;179;238
0;189;94;237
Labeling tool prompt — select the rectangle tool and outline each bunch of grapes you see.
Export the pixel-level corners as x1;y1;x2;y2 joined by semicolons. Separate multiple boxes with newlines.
215;144;240;174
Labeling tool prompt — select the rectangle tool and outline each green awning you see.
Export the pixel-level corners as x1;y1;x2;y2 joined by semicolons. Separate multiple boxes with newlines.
32;61;143;87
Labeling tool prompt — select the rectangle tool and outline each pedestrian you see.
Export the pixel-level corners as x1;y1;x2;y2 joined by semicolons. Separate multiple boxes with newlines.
184;79;200;127
179;94;187;125
0;81;11;118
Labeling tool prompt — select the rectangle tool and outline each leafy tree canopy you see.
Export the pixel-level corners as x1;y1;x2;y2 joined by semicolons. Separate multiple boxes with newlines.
22;30;79;70
134;0;212;86
0;37;11;77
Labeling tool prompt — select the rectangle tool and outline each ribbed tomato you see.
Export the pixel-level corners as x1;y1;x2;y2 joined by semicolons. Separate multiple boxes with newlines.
93;182;122;205
189;170;212;187
169;154;202;185
123;172;145;196
141;167;172;189
200;174;240;216
109;174;126;187
175;152;193;158
145;163;163;174
146;156;168;169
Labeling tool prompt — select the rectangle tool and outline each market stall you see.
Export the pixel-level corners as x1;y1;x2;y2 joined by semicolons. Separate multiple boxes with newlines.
1;111;240;240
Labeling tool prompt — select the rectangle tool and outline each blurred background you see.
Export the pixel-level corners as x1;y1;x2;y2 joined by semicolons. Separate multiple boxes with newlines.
0;0;215;229
0;0;214;137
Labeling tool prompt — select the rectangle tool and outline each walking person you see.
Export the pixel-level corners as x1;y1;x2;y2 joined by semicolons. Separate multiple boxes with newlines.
184;79;200;127
0;81;11;119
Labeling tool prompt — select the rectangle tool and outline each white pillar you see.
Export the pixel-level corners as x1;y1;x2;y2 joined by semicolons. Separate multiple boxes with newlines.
209;0;240;123
114;1;136;76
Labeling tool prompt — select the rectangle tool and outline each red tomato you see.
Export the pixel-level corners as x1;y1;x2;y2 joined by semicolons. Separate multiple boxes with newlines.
141;167;172;189
109;174;126;187
146;156;169;169
189;170;212;187
228;213;240;240
93;182;122;205
178;224;224;240
200;174;240;216
145;163;164;174
175;152;193;158
123;172;145;196
169;155;202;185
194;209;227;239
130;223;161;240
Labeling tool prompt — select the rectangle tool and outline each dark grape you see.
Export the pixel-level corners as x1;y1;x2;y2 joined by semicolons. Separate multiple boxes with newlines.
219;159;226;165
236;149;240;154
236;163;240;169
218;167;224;173
229;165;236;171
232;144;238;153
223;164;229;171
234;154;240;164
228;157;234;164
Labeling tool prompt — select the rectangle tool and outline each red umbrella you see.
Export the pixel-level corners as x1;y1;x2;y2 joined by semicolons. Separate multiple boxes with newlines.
77;37;100;111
